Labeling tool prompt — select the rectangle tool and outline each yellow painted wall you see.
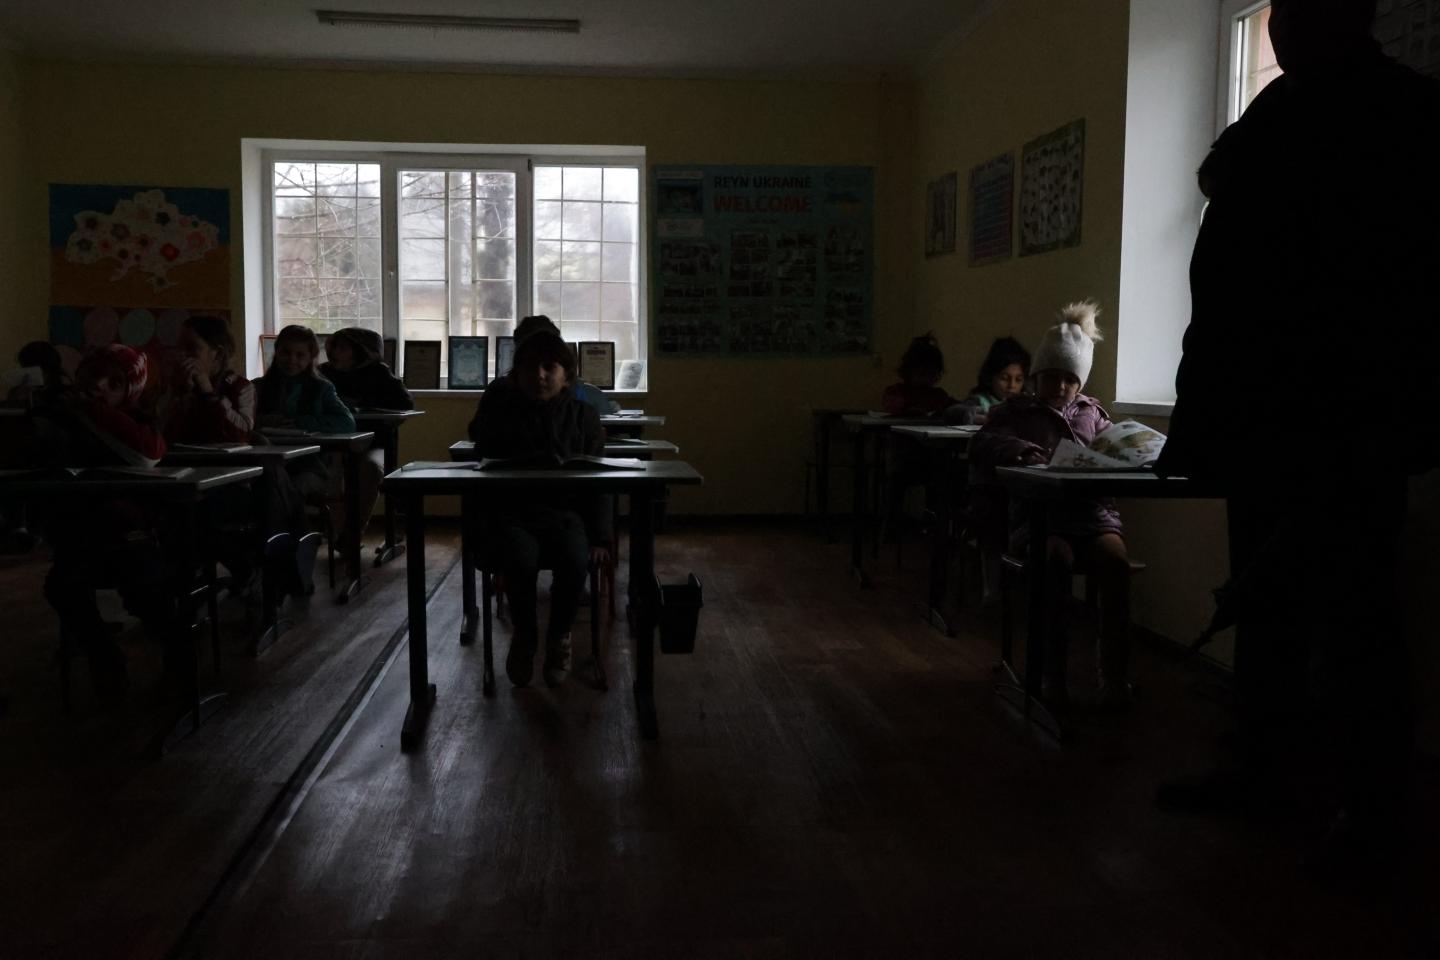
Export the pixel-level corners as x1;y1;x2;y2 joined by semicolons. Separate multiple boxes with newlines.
0;46;27;366
9;60;917;514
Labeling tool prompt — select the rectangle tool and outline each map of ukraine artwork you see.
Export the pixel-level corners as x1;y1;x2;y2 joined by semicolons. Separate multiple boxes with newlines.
48;184;230;385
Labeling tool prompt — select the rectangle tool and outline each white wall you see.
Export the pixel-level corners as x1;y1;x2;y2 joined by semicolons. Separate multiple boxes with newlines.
1115;0;1220;406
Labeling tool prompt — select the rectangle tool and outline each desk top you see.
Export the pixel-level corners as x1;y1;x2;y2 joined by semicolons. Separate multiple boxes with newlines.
448;439;679;460
260;429;375;452
600;414;666;428
995;466;1219;500
0;464;263;498
384;459;702;494
352;409;426;427
889;424;980;444
842;414;938;432
163;443;322;466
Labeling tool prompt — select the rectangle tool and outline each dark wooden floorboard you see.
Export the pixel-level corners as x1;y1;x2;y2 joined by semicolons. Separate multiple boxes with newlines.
3;522;1437;958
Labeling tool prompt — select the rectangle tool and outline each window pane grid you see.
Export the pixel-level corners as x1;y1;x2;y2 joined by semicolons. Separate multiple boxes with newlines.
272;161;381;334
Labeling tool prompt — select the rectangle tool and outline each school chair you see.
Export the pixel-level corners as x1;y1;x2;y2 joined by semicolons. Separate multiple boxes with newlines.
463;544;606;697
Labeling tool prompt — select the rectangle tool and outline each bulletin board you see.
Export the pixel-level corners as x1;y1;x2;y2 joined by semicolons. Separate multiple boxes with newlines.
651;166;873;356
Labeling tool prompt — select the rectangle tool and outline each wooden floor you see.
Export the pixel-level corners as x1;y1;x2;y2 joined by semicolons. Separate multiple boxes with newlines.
1;522;1437;958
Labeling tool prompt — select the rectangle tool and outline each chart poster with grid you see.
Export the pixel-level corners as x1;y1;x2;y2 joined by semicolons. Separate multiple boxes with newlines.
652;166;873;356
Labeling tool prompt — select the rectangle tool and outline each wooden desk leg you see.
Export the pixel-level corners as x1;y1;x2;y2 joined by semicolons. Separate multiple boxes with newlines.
375;430;405;567
153;500;227;758
400;494;436;751
925;451;955;637
1023;501;1049;706
630;487;659;740
850;430;871;587
459;493;477;646
338;450;365;603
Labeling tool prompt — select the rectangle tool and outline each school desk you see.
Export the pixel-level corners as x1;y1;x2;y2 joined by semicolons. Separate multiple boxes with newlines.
448;439;680;461
380;460;703;749
808;407;866;540
352;408;426;567
840;414;938;587
599;412;666;438
889;425;979;635
162;443;323;466
993;467;1220;737
0;465;262;753
259;430;376;603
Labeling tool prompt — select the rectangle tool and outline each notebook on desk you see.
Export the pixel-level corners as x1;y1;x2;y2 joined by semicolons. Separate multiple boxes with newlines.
400;461;479;472
260;427;315;438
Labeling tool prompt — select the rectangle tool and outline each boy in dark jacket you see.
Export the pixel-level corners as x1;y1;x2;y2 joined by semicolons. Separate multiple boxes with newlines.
469;331;611;688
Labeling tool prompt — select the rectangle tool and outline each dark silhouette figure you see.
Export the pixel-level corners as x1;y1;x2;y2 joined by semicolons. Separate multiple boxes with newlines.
1156;0;1440;862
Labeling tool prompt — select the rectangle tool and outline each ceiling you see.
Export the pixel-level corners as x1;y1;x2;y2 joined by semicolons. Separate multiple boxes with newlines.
0;0;995;79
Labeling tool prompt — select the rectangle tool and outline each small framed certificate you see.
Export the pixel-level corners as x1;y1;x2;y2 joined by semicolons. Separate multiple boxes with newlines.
447;336;489;390
495;335;515;378
259;334;277;371
578;341;616;389
402;340;442;390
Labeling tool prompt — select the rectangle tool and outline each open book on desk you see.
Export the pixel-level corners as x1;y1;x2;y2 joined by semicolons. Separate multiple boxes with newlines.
401;460;479;472
1044;420;1166;471
259;427;315;439
479;454;646;471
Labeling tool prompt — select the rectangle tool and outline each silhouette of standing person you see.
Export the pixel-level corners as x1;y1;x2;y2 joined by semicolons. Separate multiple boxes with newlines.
1155;0;1440;863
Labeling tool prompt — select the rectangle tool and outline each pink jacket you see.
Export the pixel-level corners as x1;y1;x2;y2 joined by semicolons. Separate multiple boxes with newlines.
970;393;1123;541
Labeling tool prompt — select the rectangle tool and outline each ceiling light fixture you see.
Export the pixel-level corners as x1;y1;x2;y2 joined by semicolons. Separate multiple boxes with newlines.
315;9;581;34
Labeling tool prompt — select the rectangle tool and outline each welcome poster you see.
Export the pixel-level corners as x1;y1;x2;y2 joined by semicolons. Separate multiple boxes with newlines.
652;166;873;356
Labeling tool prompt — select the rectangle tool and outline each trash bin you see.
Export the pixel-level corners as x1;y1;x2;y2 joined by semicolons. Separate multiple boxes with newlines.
656;573;702;654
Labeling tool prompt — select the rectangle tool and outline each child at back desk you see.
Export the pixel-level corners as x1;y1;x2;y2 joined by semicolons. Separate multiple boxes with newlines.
164;314;316;595
468;330;611;689
945;336;1030;426
319;326;413;561
970;302;1134;710
254;324;357;571
881;332;958;417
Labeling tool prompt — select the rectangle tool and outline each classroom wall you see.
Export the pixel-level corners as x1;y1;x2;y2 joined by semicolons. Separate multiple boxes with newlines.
0;44;27;367
7;59;918;514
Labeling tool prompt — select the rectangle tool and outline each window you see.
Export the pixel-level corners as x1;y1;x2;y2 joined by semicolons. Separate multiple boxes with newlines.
262;147;646;388
1219;2;1282;130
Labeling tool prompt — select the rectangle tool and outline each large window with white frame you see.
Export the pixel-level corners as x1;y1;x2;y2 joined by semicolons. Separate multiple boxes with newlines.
264;149;646;388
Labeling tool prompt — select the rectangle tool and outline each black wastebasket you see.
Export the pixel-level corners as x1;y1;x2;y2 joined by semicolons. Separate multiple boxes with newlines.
656;573;702;654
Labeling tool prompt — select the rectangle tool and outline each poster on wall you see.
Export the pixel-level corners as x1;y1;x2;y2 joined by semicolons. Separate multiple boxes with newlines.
1019;119;1085;257
47;184;230;389
924;172;957;257
651;165;873;356
968;152;1014;266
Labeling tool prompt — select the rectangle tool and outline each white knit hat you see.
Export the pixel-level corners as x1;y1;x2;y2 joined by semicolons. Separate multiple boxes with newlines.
1031;301;1102;388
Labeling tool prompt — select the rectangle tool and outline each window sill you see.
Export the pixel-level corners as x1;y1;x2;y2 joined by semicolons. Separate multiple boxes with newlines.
1111;400;1174;418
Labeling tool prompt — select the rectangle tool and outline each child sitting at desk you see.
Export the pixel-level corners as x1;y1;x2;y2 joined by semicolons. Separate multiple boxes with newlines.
254;324;356;559
319;326;413;560
945;336;1030;426
970;302;1134;710
40;345;180;702
512;315;619;414
468;330;612;688
3;340;70;410
880;333;958;417
164;314;315;595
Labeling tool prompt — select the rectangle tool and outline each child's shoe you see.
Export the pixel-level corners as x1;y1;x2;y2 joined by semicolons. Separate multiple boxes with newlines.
543;632;572;688
293;532;322;596
506;632;536;687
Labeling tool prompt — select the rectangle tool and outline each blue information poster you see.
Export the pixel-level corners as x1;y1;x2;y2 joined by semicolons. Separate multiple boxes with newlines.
651;166;873;356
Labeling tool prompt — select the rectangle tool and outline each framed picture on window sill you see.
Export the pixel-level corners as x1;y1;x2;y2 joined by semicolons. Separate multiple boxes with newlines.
447;336;489;390
578;341;616;389
402;340;442;390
